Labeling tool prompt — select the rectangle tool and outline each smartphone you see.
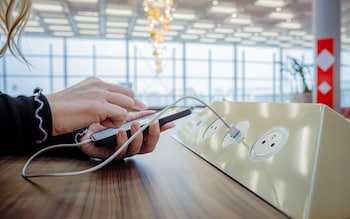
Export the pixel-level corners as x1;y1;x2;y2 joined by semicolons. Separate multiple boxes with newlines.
90;106;192;147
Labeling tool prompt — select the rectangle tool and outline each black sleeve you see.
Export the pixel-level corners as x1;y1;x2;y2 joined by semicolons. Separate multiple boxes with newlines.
0;91;86;157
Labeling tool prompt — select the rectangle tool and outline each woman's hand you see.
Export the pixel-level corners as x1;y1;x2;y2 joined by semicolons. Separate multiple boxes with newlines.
46;77;147;136
79;111;174;160
45;77;174;159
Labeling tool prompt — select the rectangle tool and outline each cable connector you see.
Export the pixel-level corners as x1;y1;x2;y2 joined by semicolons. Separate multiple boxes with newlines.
228;125;240;138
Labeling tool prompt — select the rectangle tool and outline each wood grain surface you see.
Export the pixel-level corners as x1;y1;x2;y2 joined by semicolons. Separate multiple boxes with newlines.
0;125;289;219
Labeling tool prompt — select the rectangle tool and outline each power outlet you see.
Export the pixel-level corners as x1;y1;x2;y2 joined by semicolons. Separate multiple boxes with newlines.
222;120;250;148
191;114;209;133
250;126;289;162
203;118;224;139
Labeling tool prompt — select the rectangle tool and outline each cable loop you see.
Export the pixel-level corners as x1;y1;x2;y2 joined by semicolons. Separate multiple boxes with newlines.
21;96;235;178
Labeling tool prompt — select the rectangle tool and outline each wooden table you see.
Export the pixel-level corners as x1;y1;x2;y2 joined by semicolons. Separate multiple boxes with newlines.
0;121;289;219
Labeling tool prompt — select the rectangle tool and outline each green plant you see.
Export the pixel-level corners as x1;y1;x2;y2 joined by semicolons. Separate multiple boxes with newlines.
284;57;313;94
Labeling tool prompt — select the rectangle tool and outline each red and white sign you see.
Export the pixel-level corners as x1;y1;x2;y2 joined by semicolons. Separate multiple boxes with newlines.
316;38;335;108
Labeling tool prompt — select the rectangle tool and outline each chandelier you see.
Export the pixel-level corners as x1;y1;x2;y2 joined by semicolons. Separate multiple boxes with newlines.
143;0;174;73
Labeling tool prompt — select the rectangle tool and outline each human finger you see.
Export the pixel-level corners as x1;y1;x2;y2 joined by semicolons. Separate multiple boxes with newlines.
126;110;156;121
125;122;143;157
132;99;148;111
115;130;129;159
106;92;135;111
160;122;175;132
100;104;129;128
140;120;160;154
105;82;135;99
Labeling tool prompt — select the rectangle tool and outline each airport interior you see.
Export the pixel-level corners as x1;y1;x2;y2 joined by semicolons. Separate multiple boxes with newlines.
1;1;350;219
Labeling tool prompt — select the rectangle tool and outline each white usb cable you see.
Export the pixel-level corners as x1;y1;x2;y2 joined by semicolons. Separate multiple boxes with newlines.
21;96;240;178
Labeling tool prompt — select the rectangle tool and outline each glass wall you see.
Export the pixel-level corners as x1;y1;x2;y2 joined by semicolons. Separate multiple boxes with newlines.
1;36;350;108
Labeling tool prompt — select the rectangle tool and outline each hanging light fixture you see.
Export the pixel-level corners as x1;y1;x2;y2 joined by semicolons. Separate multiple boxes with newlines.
143;0;174;73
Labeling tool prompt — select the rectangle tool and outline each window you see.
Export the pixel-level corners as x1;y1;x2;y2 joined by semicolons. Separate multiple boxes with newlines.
2;36;350;108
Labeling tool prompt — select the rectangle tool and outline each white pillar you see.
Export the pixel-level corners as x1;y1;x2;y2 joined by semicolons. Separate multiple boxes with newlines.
313;0;341;112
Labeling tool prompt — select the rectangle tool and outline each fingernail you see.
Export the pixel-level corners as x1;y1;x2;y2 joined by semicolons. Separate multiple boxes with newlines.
152;120;159;127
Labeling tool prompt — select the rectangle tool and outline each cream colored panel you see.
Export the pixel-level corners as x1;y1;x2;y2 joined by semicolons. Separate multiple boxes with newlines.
172;101;350;219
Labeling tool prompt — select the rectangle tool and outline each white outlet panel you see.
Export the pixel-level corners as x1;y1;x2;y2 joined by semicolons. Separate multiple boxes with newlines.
250;126;288;161
203;118;224;139
222;120;250;148
172;101;350;219
191;114;209;133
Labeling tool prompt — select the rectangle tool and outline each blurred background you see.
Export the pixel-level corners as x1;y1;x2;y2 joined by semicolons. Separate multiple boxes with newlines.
1;0;350;108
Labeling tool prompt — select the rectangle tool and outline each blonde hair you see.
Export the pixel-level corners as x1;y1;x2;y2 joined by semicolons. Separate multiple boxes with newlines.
0;0;32;62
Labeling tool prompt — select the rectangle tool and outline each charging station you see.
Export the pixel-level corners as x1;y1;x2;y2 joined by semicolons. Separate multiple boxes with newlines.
172;101;350;219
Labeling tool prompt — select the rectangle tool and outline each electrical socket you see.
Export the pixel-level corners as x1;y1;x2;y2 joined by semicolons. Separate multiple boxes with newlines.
191;114;209;133
222;120;250;148
250;126;289;162
203;118;224;139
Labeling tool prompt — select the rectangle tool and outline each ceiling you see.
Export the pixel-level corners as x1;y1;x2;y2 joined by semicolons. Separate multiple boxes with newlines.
25;0;350;49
